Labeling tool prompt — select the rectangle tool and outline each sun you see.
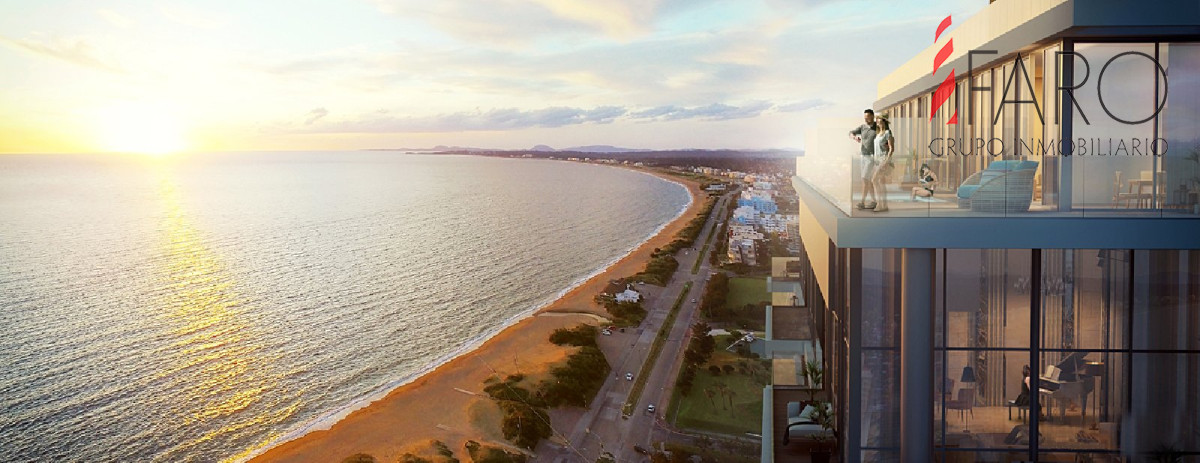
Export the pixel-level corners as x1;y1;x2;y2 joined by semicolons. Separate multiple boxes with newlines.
99;103;188;156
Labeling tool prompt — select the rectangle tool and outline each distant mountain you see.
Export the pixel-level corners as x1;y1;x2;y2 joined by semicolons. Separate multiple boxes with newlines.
431;145;489;152
561;145;643;153
529;144;556;152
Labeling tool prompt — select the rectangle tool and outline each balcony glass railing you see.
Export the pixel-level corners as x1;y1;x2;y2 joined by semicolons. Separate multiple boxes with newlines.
797;41;1200;219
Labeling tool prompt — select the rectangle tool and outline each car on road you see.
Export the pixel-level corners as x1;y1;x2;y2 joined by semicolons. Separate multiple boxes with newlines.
625;372;633;381
646;404;656;414
691;298;697;303
601;329;611;336
633;445;649;455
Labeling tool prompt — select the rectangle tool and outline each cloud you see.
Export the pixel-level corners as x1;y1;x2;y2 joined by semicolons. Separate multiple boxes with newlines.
97;9;134;28
292;100;787;134
631;101;774;121
0;35;124;73
366;0;720;44
778;99;832;112
298;105;630;133
305;108;329;125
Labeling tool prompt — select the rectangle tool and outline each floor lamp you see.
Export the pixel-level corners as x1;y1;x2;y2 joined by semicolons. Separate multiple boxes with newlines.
961;366;976;433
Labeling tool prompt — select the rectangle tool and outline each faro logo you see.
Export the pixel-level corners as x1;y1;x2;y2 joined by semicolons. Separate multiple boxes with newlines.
931;15;957;125
926;15;1168;156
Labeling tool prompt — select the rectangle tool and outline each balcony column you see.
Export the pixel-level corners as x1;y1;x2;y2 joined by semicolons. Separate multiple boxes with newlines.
901;248;934;462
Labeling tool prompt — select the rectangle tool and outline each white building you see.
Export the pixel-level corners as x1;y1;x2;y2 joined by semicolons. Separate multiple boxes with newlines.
615;289;641;303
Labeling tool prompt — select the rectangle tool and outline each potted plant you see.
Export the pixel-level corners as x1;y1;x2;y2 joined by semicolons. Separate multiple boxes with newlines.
808;399;837;463
802;359;823;402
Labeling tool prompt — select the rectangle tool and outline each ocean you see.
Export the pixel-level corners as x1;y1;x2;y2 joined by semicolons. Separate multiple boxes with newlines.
0;152;690;462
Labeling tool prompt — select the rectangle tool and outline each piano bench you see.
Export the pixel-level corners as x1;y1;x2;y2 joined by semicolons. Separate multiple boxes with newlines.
1006;401;1029;423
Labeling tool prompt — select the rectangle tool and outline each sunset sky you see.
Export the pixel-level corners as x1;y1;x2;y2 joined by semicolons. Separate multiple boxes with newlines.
0;0;985;154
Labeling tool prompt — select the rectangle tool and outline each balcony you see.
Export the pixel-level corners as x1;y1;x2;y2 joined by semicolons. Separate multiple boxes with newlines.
798;118;1200;220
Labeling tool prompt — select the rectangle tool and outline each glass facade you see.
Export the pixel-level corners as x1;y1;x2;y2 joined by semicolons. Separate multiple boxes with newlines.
856;41;1200;219
824;248;1200;462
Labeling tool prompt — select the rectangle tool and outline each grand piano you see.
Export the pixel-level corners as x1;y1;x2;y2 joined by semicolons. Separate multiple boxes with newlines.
1038;352;1098;426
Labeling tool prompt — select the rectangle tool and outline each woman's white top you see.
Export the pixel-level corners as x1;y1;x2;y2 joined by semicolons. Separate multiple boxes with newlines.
874;130;893;156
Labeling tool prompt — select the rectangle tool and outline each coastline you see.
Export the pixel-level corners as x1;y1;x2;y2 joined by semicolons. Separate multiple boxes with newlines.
245;164;705;463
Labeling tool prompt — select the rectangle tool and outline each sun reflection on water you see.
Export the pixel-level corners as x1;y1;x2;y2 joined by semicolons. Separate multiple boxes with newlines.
152;176;297;462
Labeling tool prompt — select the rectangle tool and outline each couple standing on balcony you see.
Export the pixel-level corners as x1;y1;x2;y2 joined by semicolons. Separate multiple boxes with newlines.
850;108;894;212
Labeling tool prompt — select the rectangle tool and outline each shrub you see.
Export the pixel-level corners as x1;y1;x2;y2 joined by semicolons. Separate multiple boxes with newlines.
464;441;527;463
708;365;721;376
340;454;376;463
549;324;598;347
495;401;552;450
604;300;647;326
539;346;609;407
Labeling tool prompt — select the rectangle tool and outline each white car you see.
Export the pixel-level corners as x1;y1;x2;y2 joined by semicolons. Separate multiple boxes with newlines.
646;404;656;414
601;329;612;336
625;372;633;381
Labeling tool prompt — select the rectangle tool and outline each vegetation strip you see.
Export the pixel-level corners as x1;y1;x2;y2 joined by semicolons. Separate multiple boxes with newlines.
691;218;717;274
623;281;692;416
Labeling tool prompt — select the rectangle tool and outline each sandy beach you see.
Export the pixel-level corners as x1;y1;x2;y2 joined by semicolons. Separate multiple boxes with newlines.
248;167;705;463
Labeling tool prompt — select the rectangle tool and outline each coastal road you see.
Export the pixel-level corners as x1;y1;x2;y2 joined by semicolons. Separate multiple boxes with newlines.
536;188;734;463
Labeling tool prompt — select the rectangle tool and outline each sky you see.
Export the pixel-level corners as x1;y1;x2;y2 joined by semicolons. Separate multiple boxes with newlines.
0;0;986;154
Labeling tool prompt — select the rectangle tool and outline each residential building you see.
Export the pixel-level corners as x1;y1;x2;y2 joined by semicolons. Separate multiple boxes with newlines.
733;205;760;226
729;224;764;242
766;2;1200;462
739;190;779;215
759;214;798;235
727;239;758;266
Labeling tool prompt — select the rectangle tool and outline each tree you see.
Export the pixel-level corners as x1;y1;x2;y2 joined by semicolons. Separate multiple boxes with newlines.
708;365;721;376
715;383;728;409
726;389;737;409
703;387;716;407
721;364;735;375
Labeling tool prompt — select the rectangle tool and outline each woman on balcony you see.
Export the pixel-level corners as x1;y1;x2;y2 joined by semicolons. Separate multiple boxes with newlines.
911;163;938;201
871;116;894;212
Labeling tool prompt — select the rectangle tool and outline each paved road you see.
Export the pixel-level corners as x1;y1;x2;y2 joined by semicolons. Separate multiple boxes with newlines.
536;189;734;463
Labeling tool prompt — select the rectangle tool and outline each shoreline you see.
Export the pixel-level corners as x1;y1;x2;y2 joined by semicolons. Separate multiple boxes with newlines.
245;164;705;463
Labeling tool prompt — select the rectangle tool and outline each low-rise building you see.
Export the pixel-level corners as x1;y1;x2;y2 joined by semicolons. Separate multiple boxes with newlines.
615;289;641;303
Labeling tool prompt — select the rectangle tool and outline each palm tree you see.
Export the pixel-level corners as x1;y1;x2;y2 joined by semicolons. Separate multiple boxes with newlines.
703;387;716;407
714;383;728;409
726;389;737;410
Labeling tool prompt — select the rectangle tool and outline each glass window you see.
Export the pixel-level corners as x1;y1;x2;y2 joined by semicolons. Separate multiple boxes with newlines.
1127;353;1200;455
1070;43;1159;216
1132;249;1200;351
860;249;901;453
1042;44;1064;209
1041;250;1131;351
1036;351;1127;453
1159;42;1200;216
943;249;1032;348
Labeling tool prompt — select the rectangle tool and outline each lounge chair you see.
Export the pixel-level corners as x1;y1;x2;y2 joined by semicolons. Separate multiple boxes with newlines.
956;160;1039;213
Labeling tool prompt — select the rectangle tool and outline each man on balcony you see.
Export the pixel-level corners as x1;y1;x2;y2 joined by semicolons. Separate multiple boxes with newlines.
849;109;879;210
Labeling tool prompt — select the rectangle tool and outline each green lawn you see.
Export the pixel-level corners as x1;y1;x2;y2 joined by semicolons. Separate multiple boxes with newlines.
726;277;768;310
668;344;768;436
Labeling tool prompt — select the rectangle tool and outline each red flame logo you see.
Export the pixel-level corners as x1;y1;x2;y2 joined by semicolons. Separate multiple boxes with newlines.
932;15;957;124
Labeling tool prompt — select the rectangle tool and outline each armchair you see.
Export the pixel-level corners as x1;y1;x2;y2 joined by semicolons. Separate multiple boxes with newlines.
956;160;1040;213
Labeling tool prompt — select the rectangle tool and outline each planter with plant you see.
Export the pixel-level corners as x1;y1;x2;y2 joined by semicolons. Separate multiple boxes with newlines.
808;400;837;463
